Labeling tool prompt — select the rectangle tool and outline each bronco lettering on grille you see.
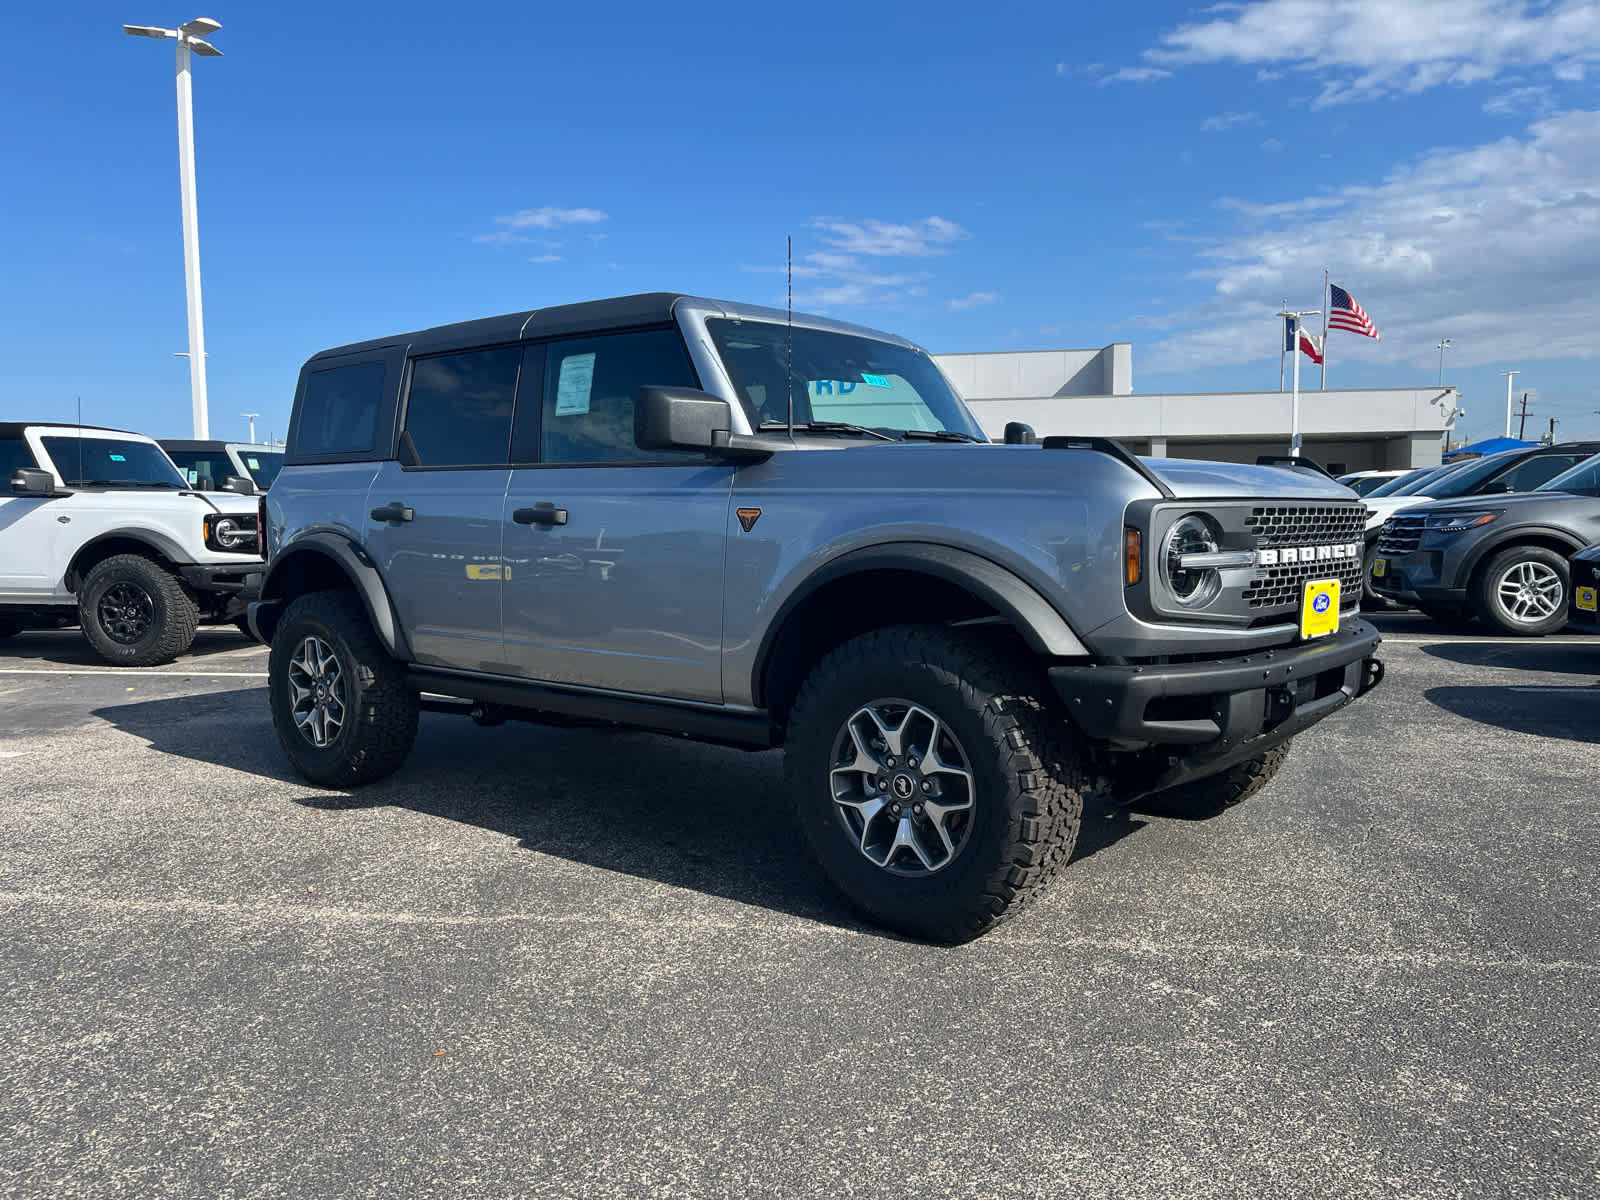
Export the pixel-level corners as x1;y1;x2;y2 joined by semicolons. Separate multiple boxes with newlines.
1256;541;1362;566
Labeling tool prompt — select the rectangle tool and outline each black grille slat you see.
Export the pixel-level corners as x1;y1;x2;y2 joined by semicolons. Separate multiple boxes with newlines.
1238;503;1367;611
1376;514;1425;555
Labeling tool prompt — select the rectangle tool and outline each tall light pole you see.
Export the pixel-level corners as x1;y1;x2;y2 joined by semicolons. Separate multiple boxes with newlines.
242;412;259;442
123;17;223;439
1436;337;1452;386
1499;370;1519;439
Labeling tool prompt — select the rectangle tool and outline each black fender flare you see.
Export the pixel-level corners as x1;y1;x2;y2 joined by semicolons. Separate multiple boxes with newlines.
65;529;194;591
257;532;411;658
752;541;1090;701
1458;526;1587;585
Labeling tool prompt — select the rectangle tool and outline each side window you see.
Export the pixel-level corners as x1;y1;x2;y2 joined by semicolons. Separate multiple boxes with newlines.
402;346;521;467
538;328;700;465
1495;455;1581;493
0;436;39;480
296;362;386;456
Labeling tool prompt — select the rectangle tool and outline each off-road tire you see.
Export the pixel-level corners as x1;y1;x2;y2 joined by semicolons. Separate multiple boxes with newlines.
0;617;24;640
785;625;1085;943
1471;545;1570;637
78;554;199;667
269;589;418;788
1142;739;1294;819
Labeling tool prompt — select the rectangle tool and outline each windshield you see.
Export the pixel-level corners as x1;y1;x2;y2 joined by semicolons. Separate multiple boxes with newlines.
1370;463;1460;498
1535;452;1600;497
234;448;284;488
1342;474;1398;497
40;436;188;488
705;319;985;440
1423;450;1530;499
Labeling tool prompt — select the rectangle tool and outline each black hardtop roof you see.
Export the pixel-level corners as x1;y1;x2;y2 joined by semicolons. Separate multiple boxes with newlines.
160;438;284;452
0;422;141;438
308;292;693;363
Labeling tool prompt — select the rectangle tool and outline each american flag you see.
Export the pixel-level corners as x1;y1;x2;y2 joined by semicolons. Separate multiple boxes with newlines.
1328;284;1381;340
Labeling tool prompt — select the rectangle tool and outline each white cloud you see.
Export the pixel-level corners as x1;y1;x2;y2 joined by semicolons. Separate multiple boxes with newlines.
1260;136;1286;152
1202;111;1260;132
1483;84;1554;114
810;216;968;257
496;206;608;230
529;254;563;263
1098;65;1173;85
473;231;530;247
1137;0;1600;105
949;291;1000;311
1140;110;1600;373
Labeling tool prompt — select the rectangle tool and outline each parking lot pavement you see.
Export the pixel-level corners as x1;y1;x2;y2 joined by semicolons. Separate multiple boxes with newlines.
0;617;1596;1200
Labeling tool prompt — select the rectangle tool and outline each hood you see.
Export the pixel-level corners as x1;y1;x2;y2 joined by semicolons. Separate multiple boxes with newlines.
1394;490;1589;515
1143;457;1357;501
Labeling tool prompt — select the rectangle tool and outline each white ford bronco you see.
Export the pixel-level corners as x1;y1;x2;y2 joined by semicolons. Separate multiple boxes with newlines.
0;423;261;665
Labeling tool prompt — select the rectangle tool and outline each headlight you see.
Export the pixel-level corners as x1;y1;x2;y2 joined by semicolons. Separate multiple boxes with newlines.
1162;513;1225;608
1423;510;1501;533
204;513;260;553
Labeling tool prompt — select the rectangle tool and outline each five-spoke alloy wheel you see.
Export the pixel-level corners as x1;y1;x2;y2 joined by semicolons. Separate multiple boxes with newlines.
787;625;1086;943
268;589;418;787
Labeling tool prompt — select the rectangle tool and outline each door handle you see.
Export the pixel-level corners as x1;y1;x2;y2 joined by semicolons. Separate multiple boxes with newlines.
513;503;568;527
370;501;415;524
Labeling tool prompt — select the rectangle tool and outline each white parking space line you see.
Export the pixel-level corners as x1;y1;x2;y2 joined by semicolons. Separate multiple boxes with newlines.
1380;636;1598;645
0;669;267;678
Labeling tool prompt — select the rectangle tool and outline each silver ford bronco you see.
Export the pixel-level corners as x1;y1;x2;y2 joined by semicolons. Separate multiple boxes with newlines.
251;293;1383;941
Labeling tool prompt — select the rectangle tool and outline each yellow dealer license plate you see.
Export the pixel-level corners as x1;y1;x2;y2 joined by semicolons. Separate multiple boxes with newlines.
1578;586;1598;613
1301;579;1341;639
1371;557;1387;578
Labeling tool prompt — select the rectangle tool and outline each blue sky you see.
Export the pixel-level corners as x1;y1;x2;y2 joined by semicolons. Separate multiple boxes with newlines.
4;0;1599;446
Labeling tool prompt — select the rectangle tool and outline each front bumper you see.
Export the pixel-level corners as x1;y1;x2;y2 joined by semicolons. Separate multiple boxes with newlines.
1569;554;1600;632
1049;620;1384;797
1369;548;1466;611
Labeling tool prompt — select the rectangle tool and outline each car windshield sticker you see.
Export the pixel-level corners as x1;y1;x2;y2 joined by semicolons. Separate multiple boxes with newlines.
245;457;260;469
109;453;126;462
555;353;596;415
862;373;891;388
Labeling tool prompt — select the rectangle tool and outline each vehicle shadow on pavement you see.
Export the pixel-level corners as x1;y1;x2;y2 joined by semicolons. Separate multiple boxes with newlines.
4;627;261;668
1421;641;1600;673
93;691;1149;937
1423;684;1600;743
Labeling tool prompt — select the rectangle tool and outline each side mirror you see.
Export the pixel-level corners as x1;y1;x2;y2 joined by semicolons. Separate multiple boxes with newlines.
222;475;257;496
1003;422;1037;445
635;386;770;460
196;475;215;491
10;468;63;497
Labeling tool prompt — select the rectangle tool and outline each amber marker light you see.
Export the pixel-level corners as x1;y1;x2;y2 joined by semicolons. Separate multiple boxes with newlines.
1124;527;1142;585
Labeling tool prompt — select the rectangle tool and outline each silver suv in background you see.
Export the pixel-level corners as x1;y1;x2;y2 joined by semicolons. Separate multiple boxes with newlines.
252;292;1384;942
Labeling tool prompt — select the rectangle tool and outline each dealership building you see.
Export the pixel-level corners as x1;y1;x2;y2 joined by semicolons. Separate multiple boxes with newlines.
933;344;1457;474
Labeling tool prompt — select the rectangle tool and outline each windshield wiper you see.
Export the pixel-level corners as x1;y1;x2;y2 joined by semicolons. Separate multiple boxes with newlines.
758;420;897;442
898;428;984;443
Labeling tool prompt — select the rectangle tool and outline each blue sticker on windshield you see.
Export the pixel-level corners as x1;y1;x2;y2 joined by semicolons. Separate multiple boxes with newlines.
109;454;126;462
862;373;890;388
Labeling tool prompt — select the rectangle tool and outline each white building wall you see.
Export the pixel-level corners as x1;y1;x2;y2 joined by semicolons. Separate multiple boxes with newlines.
936;346;1132;398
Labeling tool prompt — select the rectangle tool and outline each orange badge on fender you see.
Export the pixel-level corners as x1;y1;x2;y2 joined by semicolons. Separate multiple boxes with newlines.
736;507;762;533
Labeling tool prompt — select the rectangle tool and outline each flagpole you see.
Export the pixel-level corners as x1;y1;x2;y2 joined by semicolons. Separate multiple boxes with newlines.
1319;269;1330;390
1279;299;1287;391
1290;314;1302;456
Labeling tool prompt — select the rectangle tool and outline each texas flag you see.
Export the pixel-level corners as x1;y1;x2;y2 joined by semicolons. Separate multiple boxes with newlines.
1284;316;1323;365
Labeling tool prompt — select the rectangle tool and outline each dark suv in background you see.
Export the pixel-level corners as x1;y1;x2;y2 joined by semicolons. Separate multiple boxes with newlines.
1372;451;1600;635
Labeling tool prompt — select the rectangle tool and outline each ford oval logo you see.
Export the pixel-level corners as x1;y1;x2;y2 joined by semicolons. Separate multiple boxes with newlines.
1313;593;1331;614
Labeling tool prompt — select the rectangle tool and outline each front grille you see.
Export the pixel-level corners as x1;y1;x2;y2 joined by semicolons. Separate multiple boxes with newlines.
1238;503;1367;611
1244;504;1367;548
1376;514;1425;555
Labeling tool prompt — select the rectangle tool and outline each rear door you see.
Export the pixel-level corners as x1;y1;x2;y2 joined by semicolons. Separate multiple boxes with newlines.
500;328;734;703
363;346;522;672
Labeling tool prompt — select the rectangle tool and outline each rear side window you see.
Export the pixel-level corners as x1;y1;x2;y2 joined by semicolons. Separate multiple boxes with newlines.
536;328;700;465
296;362;386;456
1493;454;1583;493
402;346;522;467
0;436;38;479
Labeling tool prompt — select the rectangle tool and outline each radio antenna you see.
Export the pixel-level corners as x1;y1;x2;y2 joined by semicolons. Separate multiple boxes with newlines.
785;234;795;438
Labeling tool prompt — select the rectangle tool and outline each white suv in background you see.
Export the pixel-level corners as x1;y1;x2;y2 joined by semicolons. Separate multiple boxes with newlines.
0;423;261;665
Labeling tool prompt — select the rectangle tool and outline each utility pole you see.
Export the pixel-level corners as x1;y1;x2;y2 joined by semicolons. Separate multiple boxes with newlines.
1517;392;1532;439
